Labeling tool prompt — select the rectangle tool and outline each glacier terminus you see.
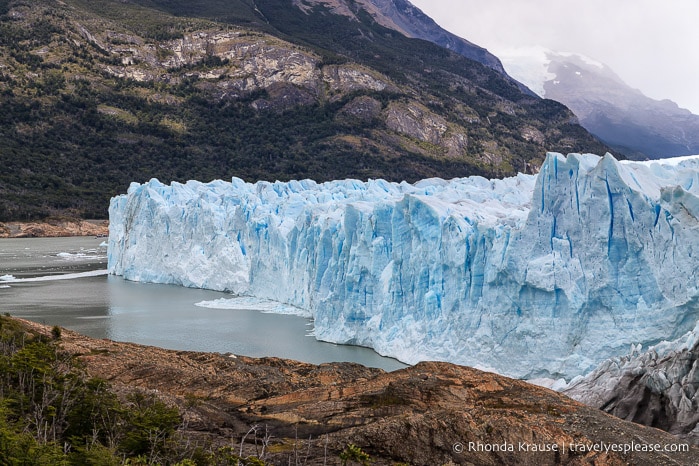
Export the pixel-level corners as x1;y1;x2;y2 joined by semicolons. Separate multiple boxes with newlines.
108;152;699;379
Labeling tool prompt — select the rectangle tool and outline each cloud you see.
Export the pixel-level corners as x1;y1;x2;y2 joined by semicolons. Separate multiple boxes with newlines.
410;0;699;113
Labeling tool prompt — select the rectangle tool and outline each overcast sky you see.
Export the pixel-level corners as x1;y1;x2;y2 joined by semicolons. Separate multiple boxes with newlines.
409;0;699;114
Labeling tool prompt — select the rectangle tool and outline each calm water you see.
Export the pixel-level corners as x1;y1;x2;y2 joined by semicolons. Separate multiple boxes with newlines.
0;236;406;371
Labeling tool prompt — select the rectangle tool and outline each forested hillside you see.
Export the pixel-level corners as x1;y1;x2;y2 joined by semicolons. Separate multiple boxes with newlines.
0;0;610;220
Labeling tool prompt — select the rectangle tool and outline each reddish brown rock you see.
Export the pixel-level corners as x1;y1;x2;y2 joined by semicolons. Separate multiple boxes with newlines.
18;318;699;465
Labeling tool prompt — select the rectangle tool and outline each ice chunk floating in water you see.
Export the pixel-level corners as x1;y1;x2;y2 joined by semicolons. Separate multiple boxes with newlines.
0;270;108;283
195;296;311;317
108;152;699;379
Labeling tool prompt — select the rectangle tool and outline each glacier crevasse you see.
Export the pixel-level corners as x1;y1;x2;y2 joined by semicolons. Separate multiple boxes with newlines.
108;152;699;379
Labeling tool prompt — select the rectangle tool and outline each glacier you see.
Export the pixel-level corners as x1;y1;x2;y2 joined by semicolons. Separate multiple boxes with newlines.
108;152;699;379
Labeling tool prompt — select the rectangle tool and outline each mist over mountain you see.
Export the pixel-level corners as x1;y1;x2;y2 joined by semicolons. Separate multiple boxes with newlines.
499;47;699;160
0;0;608;220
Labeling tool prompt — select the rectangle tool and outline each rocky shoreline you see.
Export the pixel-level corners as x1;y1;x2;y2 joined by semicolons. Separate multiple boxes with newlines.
0;219;109;238
14;317;699;465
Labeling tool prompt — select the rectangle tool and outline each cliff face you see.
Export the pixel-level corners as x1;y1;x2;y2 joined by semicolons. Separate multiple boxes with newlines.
98;23;474;161
564;326;699;445
20;318;699;465
95;30;390;102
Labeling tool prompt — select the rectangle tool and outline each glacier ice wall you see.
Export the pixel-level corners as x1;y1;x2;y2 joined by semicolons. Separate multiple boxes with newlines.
108;152;699;379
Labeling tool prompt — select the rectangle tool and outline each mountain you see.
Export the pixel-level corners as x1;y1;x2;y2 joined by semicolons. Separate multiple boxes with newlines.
295;0;536;96
295;0;506;72
109;152;699;380
498;47;699;160
0;0;609;221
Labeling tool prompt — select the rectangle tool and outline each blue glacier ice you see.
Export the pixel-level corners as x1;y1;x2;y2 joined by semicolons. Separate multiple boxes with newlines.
108;152;699;379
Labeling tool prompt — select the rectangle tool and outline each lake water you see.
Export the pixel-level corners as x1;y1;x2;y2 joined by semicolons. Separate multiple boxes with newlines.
0;236;406;371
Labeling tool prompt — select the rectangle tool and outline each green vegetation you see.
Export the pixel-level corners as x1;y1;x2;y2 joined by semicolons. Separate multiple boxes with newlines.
0;75;489;220
0;315;321;466
339;443;371;466
67;0;220;41
0;315;187;464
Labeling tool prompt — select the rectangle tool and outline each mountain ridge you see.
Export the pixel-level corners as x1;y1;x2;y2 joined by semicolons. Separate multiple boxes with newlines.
499;47;699;160
293;0;509;73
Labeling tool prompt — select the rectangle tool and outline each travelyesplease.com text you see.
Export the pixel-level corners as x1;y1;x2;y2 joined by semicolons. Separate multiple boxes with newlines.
452;441;689;455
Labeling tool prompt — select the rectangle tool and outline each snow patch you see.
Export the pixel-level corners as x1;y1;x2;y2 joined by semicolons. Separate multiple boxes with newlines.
494;45;555;97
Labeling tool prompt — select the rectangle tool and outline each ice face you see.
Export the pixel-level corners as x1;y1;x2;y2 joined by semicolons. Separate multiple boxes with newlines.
108;152;699;379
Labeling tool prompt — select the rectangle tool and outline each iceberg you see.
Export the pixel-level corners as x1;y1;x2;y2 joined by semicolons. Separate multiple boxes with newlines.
108;152;699;379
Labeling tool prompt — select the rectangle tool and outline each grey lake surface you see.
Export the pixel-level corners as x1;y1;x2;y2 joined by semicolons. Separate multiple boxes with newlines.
0;236;406;371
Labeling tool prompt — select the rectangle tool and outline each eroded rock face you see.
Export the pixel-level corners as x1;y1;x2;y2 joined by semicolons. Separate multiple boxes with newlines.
337;95;383;122
100;31;324;94
19;318;699;465
385;101;447;144
86;24;483;156
564;328;699;445
97;28;401;106
385;101;468;155
322;64;395;95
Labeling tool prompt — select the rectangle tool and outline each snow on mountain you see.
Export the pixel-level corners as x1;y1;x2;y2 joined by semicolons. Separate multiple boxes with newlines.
494;46;556;97
498;47;699;160
496;46;610;97
108;152;699;379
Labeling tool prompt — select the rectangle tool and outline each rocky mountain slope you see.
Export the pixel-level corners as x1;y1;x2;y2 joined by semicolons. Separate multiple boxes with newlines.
564;323;699;446
499;47;699;160
0;0;609;221
15;317;699;465
293;0;509;74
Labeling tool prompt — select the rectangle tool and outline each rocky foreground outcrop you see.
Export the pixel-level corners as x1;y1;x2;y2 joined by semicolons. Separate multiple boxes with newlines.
17;318;699;465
